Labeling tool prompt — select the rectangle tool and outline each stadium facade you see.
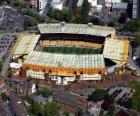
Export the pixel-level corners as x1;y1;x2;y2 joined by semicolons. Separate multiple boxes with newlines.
12;23;129;85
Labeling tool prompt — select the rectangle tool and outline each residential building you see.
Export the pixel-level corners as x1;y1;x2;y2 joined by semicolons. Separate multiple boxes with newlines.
53;91;88;113
8;92;28;116
132;0;140;18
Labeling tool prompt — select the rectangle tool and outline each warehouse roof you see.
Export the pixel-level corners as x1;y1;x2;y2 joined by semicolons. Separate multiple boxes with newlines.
24;51;105;69
13;33;40;56
103;39;129;61
38;23;115;37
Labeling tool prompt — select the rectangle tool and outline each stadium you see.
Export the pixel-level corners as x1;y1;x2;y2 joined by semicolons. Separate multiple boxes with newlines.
12;23;129;85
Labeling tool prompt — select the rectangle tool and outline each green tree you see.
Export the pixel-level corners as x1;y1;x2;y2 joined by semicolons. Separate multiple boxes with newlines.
88;89;106;101
32;101;43;115
23;9;45;23
64;111;70;116
81;0;90;23
135;33;140;46
106;107;115;116
118;98;133;109
1;93;8;101
0;61;2;72
124;19;140;32
13;0;20;6
41;87;52;98
24;16;38;30
44;102;59;116
131;81;140;111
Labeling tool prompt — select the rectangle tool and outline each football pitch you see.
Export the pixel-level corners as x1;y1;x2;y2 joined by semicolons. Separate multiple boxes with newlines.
42;46;102;54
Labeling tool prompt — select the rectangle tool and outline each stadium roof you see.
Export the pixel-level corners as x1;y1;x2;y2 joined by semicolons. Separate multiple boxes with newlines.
12;33;40;58
103;39;129;61
38;23;116;37
24;51;105;69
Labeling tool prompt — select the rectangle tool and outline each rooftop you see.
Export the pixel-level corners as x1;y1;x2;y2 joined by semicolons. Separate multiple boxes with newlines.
24;51;105;69
38;23;115;37
103;38;129;61
54;91;88;109
12;33;40;58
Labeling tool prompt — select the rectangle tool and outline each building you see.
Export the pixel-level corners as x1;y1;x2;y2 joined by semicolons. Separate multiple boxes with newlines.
12;33;40;62
0;97;10;116
31;0;38;10
51;0;63;10
31;0;48;14
12;23;129;85
53;91;88;113
39;0;48;14
89;0;128;20
38;23;116;39
24;51;105;84
132;0;140;19
8;92;28;116
111;3;128;18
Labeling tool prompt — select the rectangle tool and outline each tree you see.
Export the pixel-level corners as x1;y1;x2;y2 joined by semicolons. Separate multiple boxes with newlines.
118;98;133;109
81;0;90;23
88;89;106;102
64;111;70;116
1;93;8;101
124;19;140;32
135;33;140;46
41;87;52;98
31;101;43;115
131;81;140;112
44;102;59;116
106;107;115;116
22;9;45;23
0;61;2;72
24;16;38;30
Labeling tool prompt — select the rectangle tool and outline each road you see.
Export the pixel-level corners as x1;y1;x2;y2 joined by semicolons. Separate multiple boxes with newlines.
0;53;11;77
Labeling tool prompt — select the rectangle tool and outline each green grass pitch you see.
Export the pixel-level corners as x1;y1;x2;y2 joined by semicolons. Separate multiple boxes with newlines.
42;46;102;54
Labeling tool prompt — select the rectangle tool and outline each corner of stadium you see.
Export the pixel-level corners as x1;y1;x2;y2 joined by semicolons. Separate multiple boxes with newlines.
11;23;129;85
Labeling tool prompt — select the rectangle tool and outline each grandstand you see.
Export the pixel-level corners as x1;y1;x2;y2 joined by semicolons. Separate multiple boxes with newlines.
11;23;129;85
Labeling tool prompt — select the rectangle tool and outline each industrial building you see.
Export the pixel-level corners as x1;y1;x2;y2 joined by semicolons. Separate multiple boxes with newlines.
12;23;129;85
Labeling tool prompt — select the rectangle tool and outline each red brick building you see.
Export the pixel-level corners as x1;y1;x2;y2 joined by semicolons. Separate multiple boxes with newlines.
53;91;88;114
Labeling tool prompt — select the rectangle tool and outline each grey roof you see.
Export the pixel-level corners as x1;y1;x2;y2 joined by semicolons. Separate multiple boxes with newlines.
24;51;105;69
32;95;46;105
54;91;87;109
12;33;40;58
112;3;128;9
38;23;116;37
